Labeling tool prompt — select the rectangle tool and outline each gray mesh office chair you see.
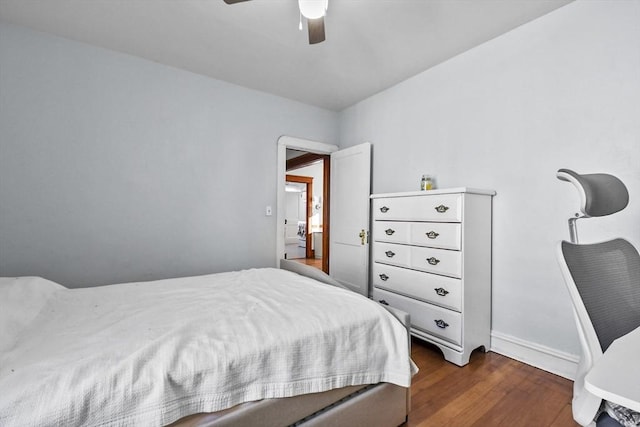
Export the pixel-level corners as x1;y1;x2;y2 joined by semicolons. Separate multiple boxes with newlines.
556;169;640;427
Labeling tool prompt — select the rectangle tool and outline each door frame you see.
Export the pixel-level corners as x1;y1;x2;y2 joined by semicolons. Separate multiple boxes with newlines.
285;174;313;259
277;136;339;272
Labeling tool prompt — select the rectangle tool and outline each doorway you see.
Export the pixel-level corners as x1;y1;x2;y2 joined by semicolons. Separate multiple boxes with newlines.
277;137;372;295
285;154;331;272
276;137;339;273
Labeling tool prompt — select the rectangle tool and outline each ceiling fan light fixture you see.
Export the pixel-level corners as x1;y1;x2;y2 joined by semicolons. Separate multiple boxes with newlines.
298;0;328;20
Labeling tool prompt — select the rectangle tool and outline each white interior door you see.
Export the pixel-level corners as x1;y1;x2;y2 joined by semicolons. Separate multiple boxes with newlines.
284;191;302;245
330;142;371;296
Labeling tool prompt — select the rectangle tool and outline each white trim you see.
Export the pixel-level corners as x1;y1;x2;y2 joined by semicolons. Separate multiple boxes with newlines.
370;188;496;198
491;331;580;380
276;136;339;267
278;136;339;154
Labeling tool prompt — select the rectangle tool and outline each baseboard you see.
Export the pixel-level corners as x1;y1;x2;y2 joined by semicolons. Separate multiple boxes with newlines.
490;331;579;380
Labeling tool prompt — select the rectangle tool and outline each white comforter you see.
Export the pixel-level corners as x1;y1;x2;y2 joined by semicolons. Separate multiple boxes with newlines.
0;268;413;426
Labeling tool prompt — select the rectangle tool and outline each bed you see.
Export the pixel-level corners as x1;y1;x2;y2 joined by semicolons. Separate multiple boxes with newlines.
0;260;415;426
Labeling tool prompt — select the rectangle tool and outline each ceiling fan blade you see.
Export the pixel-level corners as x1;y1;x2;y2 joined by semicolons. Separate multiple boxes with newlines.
223;0;251;4
307;17;325;44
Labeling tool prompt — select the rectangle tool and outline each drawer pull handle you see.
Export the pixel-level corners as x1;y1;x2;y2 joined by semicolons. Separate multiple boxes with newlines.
426;257;440;265
425;231;440;239
378;299;390;306
434;287;449;296
434;205;450;213
385;228;395;236
385;251;396;258
380;206;390;213
379;274;389;281
434;319;449;329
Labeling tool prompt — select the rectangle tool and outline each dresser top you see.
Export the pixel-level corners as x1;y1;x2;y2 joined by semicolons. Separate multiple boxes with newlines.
370;187;496;199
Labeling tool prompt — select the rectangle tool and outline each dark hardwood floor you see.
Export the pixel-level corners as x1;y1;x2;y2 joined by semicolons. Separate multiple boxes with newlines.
408;338;577;426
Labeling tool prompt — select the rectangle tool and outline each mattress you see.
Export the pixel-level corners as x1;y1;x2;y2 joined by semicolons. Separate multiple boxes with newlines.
0;268;414;426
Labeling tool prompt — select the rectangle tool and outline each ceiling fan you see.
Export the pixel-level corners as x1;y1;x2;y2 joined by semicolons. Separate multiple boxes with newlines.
223;0;328;44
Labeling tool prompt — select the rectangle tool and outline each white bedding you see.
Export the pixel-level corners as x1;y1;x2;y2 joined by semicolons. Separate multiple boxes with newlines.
0;268;414;427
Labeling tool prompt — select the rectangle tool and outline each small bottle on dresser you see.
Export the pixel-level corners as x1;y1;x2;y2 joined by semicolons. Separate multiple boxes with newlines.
420;175;434;191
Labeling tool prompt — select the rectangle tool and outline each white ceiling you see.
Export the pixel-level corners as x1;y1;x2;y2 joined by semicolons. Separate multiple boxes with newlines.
0;0;572;111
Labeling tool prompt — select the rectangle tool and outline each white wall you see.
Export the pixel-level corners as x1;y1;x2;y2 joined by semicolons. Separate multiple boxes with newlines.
339;0;640;363
0;23;338;287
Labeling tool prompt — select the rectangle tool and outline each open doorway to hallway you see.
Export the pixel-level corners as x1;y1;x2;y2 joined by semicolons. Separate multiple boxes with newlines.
285;149;329;272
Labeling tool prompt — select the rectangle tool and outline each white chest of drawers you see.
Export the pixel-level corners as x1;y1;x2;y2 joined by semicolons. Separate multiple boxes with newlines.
370;188;495;366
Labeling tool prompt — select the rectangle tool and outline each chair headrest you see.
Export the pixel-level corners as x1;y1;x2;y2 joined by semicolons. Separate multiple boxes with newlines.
557;168;629;217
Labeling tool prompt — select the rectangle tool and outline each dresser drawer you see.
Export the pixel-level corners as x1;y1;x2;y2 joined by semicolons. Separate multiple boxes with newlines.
373;194;462;222
409;222;461;250
410;246;462;278
373;242;411;268
372;263;462;311
373;288;462;346
372;221;410;245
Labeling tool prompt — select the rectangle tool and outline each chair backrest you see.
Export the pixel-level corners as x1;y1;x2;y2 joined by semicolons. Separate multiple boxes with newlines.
560;238;640;353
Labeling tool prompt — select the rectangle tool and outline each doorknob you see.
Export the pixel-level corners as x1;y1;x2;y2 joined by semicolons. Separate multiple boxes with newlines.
359;229;366;245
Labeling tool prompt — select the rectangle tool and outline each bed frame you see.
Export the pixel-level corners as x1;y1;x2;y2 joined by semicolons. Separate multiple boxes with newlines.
169;260;411;427
170;383;408;427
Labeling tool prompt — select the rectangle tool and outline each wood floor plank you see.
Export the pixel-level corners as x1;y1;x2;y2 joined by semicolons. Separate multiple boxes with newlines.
550;403;577;427
408;338;579;427
413;362;516;426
